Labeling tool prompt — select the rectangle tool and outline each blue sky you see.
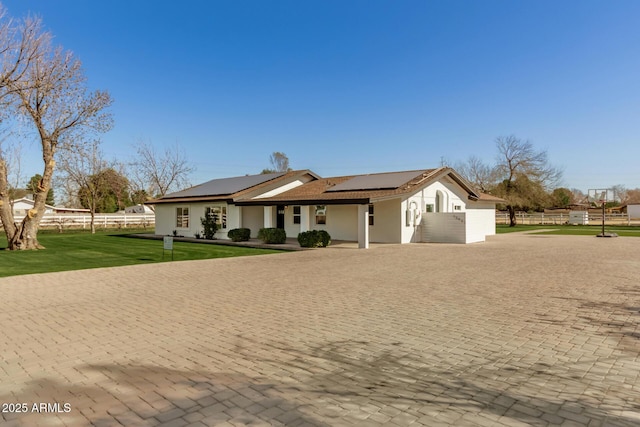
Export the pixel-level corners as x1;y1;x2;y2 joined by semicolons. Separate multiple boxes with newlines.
3;0;640;192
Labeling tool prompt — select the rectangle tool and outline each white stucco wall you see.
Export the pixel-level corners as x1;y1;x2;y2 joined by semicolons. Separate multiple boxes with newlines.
154;204;177;236
421;213;467;243
400;180;468;243
369;199;401;243
420;179;468;213
154;202;232;238
315;205;358;241
283;206;301;238
241;206;264;238
466;201;497;239
421;205;495;244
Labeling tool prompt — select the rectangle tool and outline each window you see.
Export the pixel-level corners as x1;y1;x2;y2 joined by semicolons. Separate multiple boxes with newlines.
368;204;374;226
176;207;189;228
293;206;301;224
426;204;434;213
315;205;326;225
205;206;227;229
454;205;462;211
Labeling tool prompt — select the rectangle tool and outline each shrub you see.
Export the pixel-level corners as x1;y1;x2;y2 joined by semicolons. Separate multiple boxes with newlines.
257;227;286;244
228;228;251;242
318;230;331;247
297;230;331;248
201;216;218;239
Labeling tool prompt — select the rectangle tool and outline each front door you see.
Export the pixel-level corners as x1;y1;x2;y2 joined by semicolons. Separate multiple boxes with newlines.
276;205;285;229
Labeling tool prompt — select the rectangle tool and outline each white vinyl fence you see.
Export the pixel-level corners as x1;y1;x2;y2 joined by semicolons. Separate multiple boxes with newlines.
3;214;155;230
496;212;639;226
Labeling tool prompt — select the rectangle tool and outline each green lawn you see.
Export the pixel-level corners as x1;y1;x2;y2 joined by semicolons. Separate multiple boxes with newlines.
496;224;640;236
0;230;283;278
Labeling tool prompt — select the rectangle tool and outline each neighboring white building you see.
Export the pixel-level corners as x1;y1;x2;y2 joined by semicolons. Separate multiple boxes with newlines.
124;204;154;214
10;197;55;217
9;197;91;219
151;167;503;248
628;204;640;219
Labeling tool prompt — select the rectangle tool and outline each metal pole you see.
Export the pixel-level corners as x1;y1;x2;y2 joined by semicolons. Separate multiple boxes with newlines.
602;201;605;236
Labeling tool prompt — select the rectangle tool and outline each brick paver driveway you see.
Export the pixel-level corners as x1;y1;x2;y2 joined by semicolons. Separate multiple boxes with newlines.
1;233;639;426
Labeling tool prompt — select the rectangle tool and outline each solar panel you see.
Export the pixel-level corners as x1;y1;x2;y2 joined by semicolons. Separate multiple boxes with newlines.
163;172;286;198
327;170;425;192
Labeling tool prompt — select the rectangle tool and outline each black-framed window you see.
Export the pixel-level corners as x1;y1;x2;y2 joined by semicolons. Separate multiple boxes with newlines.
368;204;374;226
293;206;301;224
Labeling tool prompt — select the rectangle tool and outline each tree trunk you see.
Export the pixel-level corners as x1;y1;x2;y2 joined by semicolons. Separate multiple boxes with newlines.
508;205;517;227
7;216;46;250
0;155;54;250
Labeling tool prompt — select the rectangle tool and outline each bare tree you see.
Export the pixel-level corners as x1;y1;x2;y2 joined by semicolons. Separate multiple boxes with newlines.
0;10;112;249
130;139;194;199
455;156;496;193
0;12;48;243
261;151;291;174
0;135;23;203
610;184;628;205
57;141;108;234
492;135;562;226
626;188;640;204
570;188;588;205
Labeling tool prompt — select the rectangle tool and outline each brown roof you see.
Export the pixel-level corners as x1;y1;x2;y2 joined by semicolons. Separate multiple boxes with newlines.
151;167;504;206
236;167;489;205
475;193;506;203
150;170;318;204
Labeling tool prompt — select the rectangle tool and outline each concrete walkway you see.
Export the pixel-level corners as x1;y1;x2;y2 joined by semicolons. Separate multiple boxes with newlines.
1;233;639;426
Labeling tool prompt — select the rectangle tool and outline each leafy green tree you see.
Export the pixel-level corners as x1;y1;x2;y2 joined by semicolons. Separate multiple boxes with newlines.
494;174;550;213
79;168;131;213
492;135;561;226
550;187;573;209
27;174;54;205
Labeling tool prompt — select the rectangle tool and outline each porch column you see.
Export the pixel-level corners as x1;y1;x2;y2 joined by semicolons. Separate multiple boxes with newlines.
263;206;274;228
227;205;242;230
357;204;369;249
300;205;311;232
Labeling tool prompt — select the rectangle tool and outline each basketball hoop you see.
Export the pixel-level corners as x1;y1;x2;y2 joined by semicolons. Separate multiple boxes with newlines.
587;189;618;238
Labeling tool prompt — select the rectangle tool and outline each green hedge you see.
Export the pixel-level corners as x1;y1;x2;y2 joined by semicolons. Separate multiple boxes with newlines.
227;228;251;242
257;228;286;244
297;230;331;248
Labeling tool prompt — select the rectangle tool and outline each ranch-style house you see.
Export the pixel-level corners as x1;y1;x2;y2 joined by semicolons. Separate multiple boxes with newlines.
152;167;503;248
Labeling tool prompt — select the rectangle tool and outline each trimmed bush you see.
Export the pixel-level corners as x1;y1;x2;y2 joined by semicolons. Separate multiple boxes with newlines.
200;216;218;239
257;227;286;244
297;230;331;248
227;228;251;242
318;230;331;247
